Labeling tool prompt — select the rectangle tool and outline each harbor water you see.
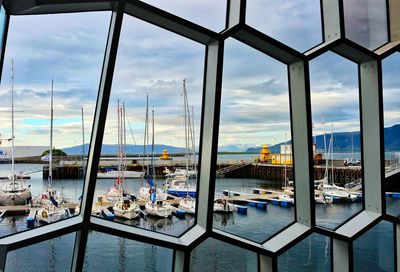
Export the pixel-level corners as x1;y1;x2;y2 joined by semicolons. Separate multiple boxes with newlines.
0;164;397;271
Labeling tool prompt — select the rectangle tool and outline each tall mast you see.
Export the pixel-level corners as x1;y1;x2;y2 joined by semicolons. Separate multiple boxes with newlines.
10;59;15;183
117;99;121;188
49;80;54;188
122;102;126;184
183;79;189;173
284;133;287;187
151;109;155;179
146;95;149;175
331;123;334;185
322;118;328;178
191;106;196;174
81;107;85;173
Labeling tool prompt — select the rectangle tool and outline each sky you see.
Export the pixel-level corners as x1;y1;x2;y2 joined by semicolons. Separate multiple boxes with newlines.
0;0;398;153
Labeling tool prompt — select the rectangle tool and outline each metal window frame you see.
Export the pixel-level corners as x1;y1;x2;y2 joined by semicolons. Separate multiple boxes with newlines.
0;0;396;272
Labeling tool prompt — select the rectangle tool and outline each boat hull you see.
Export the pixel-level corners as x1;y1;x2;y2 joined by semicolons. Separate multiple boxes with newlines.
166;189;196;198
0;188;31;206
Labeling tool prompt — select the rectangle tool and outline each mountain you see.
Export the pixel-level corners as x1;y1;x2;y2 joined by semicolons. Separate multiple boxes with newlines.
218;144;260;152
62;144;186;155
245;124;400;153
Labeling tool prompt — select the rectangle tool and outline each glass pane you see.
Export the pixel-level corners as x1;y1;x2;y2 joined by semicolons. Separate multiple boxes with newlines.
92;14;203;237
353;220;394;272
0;5;6;51
5;232;75;271
246;0;322;52
190;238;257;272
310;51;363;230
84;231;172;271
382;52;400;217
344;0;388;50
139;0;226;32
215;38;294;243
278;233;331;272
0;12;109;234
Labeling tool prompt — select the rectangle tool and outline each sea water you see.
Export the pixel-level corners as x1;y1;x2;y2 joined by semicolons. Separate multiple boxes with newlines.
0;164;396;271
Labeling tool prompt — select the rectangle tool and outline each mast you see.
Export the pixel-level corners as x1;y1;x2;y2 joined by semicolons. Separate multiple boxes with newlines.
49;80;54;188
81;107;85;173
191;106;196;174
145;95;149;175
122;102;126;184
117;99;122;190
183;79;189;173
10;59;15;184
284;133;287;187
322;118;328;179
331;124;334;185
151;109;155;179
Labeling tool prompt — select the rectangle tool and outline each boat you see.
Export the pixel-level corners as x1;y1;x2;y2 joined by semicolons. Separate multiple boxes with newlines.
37;204;71;224
113;197;141;220
0;60;32;206
104;101;135;202
178;196;196;214
138;185;167;201
98;169;144;179
145;200;173;218
144;108;172;218
36;80;71;223
164;80;197;197
318;124;358;203
213;198;234;213
165;174;196;198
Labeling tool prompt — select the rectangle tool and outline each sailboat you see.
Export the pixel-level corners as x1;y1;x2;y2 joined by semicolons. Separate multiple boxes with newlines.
144;109;172;218
165;79;197;198
111;101;141;220
0;60;32;206
138;95;167;201
37;80;71;223
318;124;357;203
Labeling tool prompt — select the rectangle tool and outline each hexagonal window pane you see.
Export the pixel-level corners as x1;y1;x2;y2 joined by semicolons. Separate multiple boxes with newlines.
382;52;400;217
246;0;322;52
353;220;394;272
139;0;226;32
215;38;294;243
310;51;363;230
84;231;173;271
343;0;388;50
0;12;110;234
190;238;257;271
6;232;75;271
278;233;331;272
93;13;204;237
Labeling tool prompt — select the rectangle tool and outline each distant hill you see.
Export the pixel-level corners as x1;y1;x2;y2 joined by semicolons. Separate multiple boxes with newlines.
246;124;400;153
62;144;186;155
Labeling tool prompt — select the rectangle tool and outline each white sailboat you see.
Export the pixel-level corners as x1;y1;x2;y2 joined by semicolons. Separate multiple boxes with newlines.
178;196;196;214
104;101;137;202
113;197;140;220
144;109;172;218
213;198;234;213
138;95;168;201
165;79;197;198
318;124;358;203
37;80;71;223
0;60;32;206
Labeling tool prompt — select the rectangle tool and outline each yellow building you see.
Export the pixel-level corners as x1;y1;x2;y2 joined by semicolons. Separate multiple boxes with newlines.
259;144;271;161
271;144;293;165
160;149;171;160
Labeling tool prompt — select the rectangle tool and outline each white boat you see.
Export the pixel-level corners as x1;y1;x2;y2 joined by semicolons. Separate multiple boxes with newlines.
104;100;135;203
97;170;144;179
213;198;234;213
278;193;295;204
37;203;71;224
145;200;173;218
165;175;196;198
178;196;196;214
138;186;167;201
0;60;31;206
164;167;197;178
36;81;71;223
113;198;140;219
314;191;333;204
